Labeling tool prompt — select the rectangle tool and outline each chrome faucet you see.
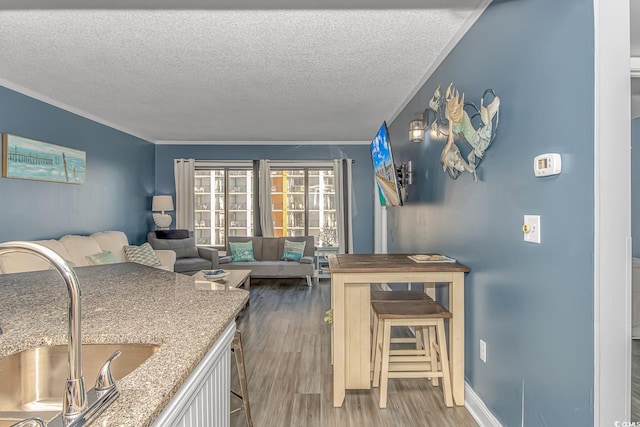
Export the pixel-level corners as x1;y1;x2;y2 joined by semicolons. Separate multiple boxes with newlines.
0;241;86;419
1;241;120;427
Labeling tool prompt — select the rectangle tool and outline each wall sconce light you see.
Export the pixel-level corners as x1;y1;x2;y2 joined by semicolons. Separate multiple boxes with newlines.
152;195;174;229
409;110;430;143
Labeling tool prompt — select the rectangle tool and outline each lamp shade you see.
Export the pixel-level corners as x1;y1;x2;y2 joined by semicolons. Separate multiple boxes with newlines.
152;195;174;212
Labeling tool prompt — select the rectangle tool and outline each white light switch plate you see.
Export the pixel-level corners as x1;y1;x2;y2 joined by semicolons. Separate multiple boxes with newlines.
523;215;541;244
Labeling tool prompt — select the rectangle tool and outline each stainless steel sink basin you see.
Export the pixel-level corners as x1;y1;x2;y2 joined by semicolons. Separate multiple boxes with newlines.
0;343;159;427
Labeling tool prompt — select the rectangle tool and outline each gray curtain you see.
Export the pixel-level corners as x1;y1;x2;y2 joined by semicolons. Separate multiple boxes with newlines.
259;159;275;237
174;159;195;231
333;159;354;253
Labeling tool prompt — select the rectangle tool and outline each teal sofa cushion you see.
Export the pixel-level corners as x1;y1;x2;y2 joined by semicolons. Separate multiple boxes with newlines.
229;241;256;262
281;240;306;261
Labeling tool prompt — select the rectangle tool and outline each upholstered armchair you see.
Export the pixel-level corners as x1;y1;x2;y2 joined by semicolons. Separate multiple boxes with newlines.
147;230;218;275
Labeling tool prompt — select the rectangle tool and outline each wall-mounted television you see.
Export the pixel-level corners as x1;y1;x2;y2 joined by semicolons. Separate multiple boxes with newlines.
370;122;403;207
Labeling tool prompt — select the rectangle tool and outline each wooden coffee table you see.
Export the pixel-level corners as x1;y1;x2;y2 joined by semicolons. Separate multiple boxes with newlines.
194;269;251;305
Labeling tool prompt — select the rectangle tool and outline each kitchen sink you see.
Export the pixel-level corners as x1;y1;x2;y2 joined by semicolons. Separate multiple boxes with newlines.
0;343;159;427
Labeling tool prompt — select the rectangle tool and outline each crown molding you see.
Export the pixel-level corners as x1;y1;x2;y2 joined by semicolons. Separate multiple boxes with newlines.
154;140;371;145
0;77;155;142
0;78;375;146
387;0;493;124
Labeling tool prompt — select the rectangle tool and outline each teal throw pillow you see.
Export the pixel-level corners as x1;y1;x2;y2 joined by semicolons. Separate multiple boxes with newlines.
281;240;306;261
86;250;117;265
229;241;255;262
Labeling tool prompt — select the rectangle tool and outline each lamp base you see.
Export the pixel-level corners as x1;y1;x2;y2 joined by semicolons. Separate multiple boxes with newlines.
153;213;172;230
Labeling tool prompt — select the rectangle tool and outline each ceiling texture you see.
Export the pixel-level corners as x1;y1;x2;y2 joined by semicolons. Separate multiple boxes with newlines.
0;0;491;143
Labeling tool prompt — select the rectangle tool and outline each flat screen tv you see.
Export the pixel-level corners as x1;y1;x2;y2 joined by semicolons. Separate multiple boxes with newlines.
370;122;402;207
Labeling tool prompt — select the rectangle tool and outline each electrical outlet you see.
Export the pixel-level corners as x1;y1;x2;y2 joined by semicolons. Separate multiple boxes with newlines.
523;215;541;244
480;339;487;363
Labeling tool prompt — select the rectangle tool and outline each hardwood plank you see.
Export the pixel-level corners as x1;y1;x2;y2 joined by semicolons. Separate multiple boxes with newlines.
291;393;322;427
231;278;478;427
632;339;640;421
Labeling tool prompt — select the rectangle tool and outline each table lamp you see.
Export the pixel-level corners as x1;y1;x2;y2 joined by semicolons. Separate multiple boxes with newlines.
152;195;174;229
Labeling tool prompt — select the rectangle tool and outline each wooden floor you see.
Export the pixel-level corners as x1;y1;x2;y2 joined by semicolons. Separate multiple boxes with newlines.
632;340;640;421
230;278;478;427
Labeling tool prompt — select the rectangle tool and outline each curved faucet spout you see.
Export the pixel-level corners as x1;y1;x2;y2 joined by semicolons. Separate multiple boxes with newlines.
0;241;86;418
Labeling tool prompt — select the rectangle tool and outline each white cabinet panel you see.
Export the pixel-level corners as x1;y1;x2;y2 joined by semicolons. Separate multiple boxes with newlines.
153;322;235;427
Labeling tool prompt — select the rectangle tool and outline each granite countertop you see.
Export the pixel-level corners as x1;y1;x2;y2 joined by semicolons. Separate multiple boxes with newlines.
0;262;249;426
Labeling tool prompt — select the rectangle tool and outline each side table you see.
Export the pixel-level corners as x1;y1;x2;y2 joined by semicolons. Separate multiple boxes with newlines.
315;246;339;281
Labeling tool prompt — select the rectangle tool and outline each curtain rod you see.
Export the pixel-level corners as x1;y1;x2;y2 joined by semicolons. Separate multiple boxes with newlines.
194;159;355;167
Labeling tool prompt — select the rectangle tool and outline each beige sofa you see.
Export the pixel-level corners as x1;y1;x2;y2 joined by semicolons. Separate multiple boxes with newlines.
0;231;176;274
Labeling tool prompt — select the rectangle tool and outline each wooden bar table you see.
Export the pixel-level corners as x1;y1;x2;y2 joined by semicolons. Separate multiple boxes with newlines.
329;253;470;407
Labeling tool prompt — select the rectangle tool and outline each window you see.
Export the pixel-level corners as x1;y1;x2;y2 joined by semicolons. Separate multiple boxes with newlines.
308;170;337;246
270;167;337;246
194;161;338;249
194;167;254;246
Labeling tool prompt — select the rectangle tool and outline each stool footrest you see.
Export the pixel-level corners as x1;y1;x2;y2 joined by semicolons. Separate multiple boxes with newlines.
390;337;417;344
388;362;432;371
389;355;430;363
388;371;443;379
390;349;430;356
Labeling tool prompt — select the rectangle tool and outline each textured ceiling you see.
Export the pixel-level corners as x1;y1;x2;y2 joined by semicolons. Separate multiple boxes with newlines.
0;1;489;143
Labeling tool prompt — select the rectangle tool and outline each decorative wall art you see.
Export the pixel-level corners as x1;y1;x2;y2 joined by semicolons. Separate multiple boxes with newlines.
2;134;86;184
428;83;500;181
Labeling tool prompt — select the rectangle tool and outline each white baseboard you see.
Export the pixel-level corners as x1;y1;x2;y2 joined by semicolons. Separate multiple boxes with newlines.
465;382;503;427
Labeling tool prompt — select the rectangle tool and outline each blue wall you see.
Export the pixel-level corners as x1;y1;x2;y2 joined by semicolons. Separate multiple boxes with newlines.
0;86;155;244
633;117;640;257
154;144;375;253
0;80;375;251
388;0;594;425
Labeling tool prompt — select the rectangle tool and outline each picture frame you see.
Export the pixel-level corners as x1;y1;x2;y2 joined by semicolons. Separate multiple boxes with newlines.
2;134;86;184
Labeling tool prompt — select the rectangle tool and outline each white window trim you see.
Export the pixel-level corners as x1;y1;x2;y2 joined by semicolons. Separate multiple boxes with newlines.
268;160;335;168
195;160;337;169
195;160;253;169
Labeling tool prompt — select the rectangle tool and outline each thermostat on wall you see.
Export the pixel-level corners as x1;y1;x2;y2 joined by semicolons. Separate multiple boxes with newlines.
533;153;562;177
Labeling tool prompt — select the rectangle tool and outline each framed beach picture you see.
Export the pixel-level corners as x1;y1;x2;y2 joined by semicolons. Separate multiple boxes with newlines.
2;134;86;184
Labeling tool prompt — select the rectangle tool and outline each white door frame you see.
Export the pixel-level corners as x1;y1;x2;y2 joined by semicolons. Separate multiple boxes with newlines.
373;179;387;254
594;0;631;424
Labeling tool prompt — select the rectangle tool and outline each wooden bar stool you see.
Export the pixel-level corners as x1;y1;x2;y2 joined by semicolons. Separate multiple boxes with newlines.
371;300;453;409
231;330;254;427
370;290;434;364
